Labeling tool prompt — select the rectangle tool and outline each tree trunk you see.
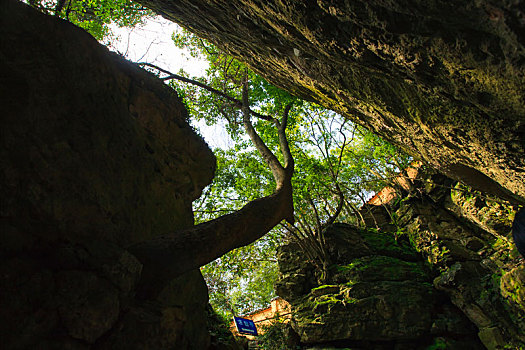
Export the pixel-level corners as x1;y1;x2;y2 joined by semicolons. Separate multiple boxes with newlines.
129;185;293;296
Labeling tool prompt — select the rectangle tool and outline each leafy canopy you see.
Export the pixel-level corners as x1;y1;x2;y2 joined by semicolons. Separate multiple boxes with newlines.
26;0;153;41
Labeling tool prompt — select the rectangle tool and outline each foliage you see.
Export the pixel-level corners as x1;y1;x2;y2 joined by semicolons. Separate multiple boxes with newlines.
206;305;239;348
26;0;153;41
258;320;295;350
171;27;299;137
201;238;280;318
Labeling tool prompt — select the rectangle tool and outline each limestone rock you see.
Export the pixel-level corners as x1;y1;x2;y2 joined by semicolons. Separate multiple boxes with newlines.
500;265;525;319
56;271;120;343
277;224;481;348
1;1;215;247
398;172;525;348
0;1;215;348
332;255;428;284
294;282;434;343
98;304;186;350
275;243;317;300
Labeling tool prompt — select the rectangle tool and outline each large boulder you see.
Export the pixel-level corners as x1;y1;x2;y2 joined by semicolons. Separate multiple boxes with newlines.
0;1;215;348
276;224;482;348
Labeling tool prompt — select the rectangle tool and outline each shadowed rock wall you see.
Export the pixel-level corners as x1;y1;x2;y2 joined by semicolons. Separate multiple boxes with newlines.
396;177;525;349
0;1;215;348
137;0;525;203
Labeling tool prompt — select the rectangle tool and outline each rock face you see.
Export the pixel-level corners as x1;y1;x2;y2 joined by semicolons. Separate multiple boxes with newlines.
276;224;482;349
0;1;215;348
400;176;525;349
276;170;525;349
138;0;525;203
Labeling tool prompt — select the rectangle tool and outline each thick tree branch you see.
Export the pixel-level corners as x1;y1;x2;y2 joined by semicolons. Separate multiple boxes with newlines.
241;82;290;188
324;184;345;227
276;103;294;170
129;187;293;297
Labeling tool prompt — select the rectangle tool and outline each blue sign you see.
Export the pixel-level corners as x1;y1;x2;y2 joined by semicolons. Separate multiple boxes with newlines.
233;316;258;336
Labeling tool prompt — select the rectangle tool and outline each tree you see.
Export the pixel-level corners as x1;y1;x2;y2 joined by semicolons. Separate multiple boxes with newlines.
152;29;413;312
132;28;301;308
26;0;153;41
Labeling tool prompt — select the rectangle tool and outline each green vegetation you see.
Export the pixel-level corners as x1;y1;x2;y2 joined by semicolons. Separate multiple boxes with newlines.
359;227;417;259
258;319;295;350
311;285;339;293
301;293;343;316
426;337;448;350
26;0;153;41
336;256;427;282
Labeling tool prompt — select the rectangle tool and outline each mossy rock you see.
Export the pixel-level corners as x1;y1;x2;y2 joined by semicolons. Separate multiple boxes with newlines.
334;256;429;283
311;285;340;296
359;228;419;261
500;265;525;312
293;281;435;343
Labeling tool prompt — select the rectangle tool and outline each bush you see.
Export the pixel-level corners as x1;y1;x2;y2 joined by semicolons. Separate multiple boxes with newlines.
258;320;298;350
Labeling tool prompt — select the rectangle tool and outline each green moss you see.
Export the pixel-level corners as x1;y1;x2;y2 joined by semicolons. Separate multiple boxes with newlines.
493;237;511;250
426;337;448;350
344;280;356;287
311;285;339;292
337;255;428;282
359;228;418;259
430;244;451;269
500;267;525;312
314;294;341;306
340;256;408;270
